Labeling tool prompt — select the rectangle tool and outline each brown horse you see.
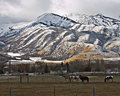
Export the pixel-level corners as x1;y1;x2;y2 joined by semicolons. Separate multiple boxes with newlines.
104;76;113;82
79;75;89;83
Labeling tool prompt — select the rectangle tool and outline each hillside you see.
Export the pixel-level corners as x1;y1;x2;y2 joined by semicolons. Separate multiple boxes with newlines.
65;46;103;62
0;13;120;60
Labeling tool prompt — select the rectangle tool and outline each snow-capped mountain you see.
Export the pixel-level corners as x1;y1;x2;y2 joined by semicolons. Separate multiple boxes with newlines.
0;13;120;60
0;22;30;37
36;13;77;28
0;13;77;37
68;13;120;27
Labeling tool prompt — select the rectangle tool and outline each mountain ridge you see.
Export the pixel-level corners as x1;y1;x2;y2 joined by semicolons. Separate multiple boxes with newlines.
0;13;120;60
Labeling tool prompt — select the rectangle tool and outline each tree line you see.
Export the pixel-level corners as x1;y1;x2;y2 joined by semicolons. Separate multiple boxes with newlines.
0;59;120;74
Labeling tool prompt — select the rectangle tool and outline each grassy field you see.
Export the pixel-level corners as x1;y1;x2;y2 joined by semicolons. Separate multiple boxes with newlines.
0;74;120;96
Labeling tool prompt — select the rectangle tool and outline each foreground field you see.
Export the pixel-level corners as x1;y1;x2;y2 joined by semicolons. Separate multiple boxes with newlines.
1;82;120;96
0;74;120;96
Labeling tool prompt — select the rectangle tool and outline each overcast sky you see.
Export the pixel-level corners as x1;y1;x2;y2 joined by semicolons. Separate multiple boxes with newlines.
0;0;120;24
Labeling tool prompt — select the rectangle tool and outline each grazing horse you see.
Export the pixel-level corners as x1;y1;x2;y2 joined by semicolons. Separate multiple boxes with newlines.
62;75;79;82
74;76;80;81
79;75;89;83
62;75;72;82
69;75;79;81
104;76;113;82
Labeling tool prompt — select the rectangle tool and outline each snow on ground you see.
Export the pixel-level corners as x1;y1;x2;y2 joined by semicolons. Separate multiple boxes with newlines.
42;60;64;63
30;57;64;63
8;59;63;65
103;57;120;61
29;57;42;62
7;52;24;57
6;55;63;65
7;60;34;65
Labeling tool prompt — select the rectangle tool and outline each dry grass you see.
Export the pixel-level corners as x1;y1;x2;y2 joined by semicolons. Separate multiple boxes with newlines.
66;47;76;54
1;82;120;96
38;49;46;55
65;46;103;63
65;46;92;62
80;45;92;53
65;53;102;63
0;75;120;96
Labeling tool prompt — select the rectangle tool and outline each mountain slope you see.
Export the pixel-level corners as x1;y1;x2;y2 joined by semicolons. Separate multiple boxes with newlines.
36;13;77;28
68;13;120;26
0;13;120;60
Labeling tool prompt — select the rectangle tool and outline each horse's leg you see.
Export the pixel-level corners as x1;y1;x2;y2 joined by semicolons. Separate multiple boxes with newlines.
104;78;106;82
75;77;78;82
77;78;79;82
83;80;85;83
65;76;67;81
64;78;67;82
81;79;84;82
69;78;71;82
87;79;89;83
65;78;66;81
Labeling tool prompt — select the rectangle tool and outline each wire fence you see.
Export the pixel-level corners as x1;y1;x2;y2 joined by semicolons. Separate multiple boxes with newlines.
0;82;120;96
0;85;95;96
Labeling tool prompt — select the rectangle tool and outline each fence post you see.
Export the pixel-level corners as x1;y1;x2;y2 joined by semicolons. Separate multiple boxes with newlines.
10;87;13;96
54;86;56;96
75;89;78;96
92;86;96;96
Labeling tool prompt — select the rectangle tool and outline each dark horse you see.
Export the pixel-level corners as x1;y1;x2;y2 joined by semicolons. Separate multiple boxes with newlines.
79;75;89;82
104;76;113;82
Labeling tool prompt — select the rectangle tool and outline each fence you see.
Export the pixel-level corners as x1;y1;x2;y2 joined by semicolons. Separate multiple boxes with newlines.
2;86;96;96
0;82;120;96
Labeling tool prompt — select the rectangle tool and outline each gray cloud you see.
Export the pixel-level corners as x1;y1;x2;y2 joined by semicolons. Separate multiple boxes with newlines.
0;15;28;24
0;0;51;24
0;0;120;24
50;0;120;19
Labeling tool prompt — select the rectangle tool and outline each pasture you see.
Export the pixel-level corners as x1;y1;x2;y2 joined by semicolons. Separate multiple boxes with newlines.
0;74;120;96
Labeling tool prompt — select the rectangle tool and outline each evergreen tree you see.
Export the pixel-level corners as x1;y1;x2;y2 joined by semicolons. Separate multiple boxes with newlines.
84;59;91;72
44;64;49;73
66;63;70;73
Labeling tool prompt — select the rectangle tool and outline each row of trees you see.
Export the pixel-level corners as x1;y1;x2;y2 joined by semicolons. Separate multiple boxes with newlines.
68;59;120;72
1;59;120;74
5;62;70;74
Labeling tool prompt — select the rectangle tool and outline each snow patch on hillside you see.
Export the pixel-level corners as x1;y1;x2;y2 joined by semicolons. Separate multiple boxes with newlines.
36;13;77;28
7;52;24;57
